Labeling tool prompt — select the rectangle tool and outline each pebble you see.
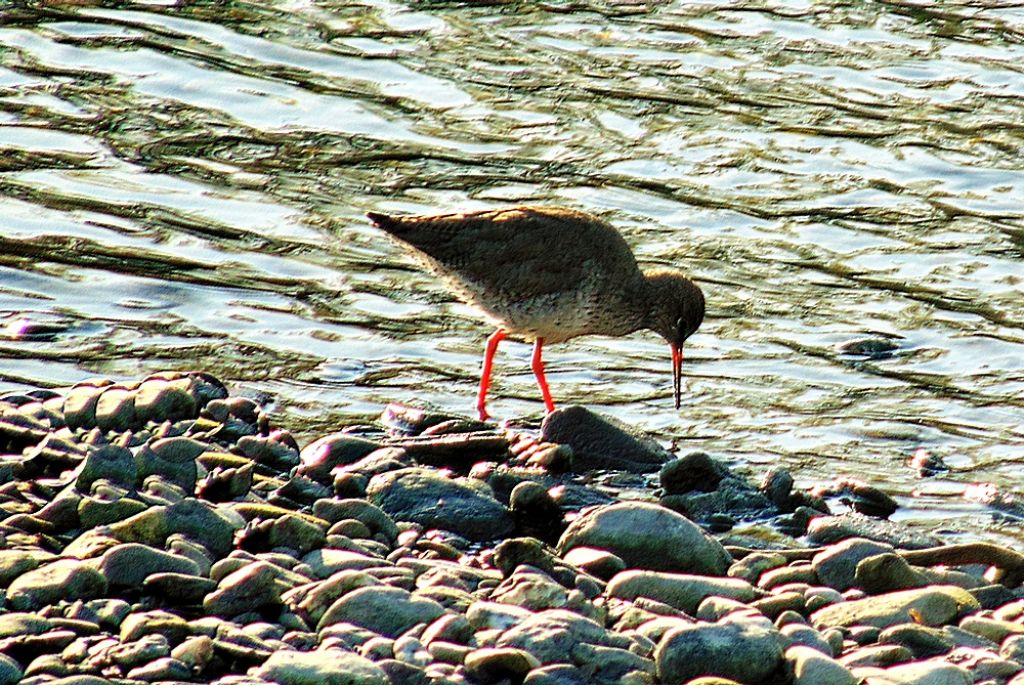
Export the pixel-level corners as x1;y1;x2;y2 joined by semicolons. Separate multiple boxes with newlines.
557;501;730;575
811;585;981;630
3;371;1024;685
540;405;672;472
255;648;389;685
786;644;856;685
7;559;108;611
316;585;446;637
608;570;759;614
654;616;785;684
366;467;514;541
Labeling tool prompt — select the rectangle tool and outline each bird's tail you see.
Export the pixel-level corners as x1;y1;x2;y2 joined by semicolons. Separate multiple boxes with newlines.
366;211;395;230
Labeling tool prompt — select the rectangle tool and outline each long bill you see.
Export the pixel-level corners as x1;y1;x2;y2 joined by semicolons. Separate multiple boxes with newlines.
671;342;682;410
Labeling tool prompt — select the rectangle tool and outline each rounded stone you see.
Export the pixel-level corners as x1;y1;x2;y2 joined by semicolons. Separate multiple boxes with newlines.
255;648;389;685
74;444;136;491
94;385;137;432
298;433;382;483
608;570;758;614
119;610;190;644
465;647;541;682
786;645;856;685
134;437;205;492
316;585;445;637
811;585;980;630
557;501;730;575
562;546;625;580
98;543;202;587
7;558;108;611
494;609;610;665
541;406;672;472
366;467;513;541
0;654;22;685
654;618;784;684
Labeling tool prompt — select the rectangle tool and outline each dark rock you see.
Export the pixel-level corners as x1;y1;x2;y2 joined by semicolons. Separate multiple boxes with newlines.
541;406;671;472
510;481;564;544
806;514;942;550
74;444;136;491
366;467;513;541
297;433;381;483
655;617;785;684
660;452;728;495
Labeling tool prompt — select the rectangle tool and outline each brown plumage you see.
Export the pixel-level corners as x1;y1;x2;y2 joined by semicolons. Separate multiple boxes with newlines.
367;206;704;420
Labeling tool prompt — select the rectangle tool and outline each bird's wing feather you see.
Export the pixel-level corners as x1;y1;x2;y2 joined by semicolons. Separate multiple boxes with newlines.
369;207;641;298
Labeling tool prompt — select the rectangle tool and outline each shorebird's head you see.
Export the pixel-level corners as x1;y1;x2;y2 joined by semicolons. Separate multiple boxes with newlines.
645;271;705;409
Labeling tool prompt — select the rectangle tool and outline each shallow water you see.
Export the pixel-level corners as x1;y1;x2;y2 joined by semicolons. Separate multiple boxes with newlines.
1;1;1023;544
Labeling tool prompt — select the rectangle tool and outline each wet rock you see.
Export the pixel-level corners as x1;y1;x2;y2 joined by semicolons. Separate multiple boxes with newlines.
562;546;625;580
811;585;980;630
510;480;564;543
126;656;192;681
837;336;901;359
316;585;445;637
203;560;300;617
298;433;382;483
812;537;894;591
541;406;671;472
465;647;541;683
98;543;201;587
878;623;955;658
0;654;22;685
654;616;785;684
557;501;730;575
366;467;513;541
7;559;108;611
864;660;972;685
494;609;612;664
807;514;941;549
813;478;898;518
608;570;759;614
106;497;243;557
119;609;190;643
660;452;729;495
255;648;389;685
74;444;136;491
786;644;856;685
0;549;56;586
312;498;400;544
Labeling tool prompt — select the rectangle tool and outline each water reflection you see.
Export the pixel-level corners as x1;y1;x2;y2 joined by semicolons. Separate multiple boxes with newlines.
0;1;1022;543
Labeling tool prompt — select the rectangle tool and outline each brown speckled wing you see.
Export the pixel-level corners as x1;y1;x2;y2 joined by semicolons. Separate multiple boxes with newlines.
368;206;641;300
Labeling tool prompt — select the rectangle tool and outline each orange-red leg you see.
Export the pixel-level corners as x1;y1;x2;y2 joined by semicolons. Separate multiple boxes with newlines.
531;338;556;414
477;329;507;421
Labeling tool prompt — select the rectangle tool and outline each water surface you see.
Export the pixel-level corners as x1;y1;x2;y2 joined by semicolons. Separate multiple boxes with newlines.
1;1;1023;544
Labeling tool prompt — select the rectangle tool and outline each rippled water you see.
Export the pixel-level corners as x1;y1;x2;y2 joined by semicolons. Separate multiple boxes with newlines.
2;1;1023;543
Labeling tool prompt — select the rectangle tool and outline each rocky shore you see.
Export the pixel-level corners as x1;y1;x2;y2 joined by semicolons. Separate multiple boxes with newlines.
1;371;1023;685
